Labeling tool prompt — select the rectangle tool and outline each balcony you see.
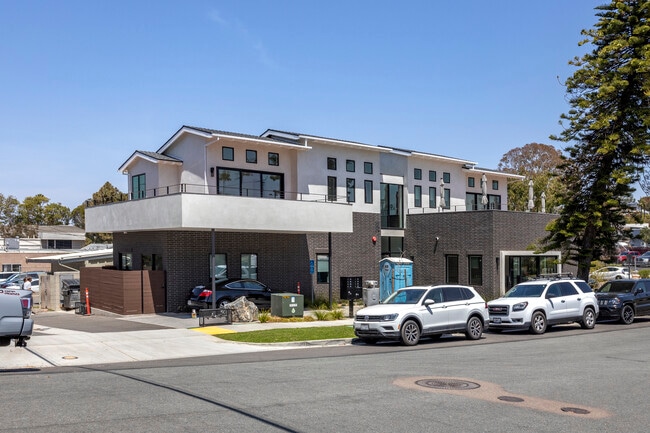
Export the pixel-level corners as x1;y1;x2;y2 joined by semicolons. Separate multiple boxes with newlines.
85;185;354;234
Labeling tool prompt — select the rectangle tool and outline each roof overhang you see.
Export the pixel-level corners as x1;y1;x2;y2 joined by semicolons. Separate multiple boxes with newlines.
27;249;114;264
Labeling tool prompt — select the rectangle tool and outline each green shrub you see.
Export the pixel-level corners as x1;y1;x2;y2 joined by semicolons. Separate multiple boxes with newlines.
258;310;271;323
330;309;345;320
638;269;650;278
313;310;331;321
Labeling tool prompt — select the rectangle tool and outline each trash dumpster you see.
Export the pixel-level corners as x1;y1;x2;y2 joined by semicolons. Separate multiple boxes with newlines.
271;293;304;317
61;279;81;310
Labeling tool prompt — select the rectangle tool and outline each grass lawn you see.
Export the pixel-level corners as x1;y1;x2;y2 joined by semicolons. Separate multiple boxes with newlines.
216;325;356;343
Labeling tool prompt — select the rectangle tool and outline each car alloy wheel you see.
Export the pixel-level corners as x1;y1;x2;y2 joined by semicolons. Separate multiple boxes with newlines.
530;311;547;334
580;308;596;329
465;316;483;340
620;305;635;325
400;320;421;346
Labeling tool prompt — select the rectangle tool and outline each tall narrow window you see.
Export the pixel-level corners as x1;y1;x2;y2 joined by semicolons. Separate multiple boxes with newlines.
317;254;330;283
444;188;451;209
346;178;355;202
364;180;373;203
446;254;459;284
210;253;227;280
468;177;475;187
380;183;403;229
492;180;499;190
414;185;422;207
241;253;258;279
132;174;146;200
119;253;133;270
327;176;337;201
429;187;436;208
468;255;483;285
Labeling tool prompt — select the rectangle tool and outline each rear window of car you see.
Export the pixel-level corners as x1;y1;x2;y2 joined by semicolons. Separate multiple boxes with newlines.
574;281;593;293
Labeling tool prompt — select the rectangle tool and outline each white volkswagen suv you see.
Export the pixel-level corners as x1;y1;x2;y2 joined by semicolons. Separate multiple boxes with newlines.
488;275;598;334
353;285;489;346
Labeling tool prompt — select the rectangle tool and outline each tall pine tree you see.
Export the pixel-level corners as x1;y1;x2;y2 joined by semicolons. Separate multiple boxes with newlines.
544;1;650;281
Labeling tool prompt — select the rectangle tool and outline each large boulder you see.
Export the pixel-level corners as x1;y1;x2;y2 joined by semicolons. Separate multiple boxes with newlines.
224;296;259;322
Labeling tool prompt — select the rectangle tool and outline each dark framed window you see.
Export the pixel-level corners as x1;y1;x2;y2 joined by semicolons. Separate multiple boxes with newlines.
317;254;330;283
241;253;257;279
132;173;146;200
444;188;451;209
119;253;133;271
346;160;355;172
327;176;337;201
446;254;459;284
222;146;234;161
414;185;422;207
268;152;279;166
429;170;437;182
443;172;451;183
468;255;483;285
468;177;475;188
246;150;257;164
346;178;355;202
210;253;227;280
364;180;373;203
364;162;373;174
492;180;499;190
217;168;284;198
414;168;422;180
380;183;404;229
429;187;436;208
327;157;337;170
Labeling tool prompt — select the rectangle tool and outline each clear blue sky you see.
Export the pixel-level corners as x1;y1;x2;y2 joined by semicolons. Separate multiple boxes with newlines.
1;0;604;209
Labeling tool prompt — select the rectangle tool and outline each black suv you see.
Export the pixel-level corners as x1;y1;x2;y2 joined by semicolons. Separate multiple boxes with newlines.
595;279;650;324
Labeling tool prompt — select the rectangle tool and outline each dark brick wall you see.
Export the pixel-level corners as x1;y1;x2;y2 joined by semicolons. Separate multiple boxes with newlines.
405;210;558;299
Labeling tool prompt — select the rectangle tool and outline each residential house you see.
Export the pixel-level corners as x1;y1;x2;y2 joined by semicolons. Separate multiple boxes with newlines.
85;125;563;314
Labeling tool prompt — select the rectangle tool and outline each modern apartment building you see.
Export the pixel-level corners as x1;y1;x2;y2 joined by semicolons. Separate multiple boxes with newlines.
85;125;562;313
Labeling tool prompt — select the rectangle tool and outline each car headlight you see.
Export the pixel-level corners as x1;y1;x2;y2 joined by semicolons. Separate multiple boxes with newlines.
512;302;528;312
610;298;621;306
382;313;398;321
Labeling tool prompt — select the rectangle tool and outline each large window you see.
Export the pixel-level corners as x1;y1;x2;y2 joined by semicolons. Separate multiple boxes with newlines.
47;240;72;249
132;174;146;200
317;254;330;283
381;236;404;257
241;253;258;279
217;168;284;198
364;180;373;203
468;255;483;285
328;176;337;201
446;254;459;284
210;253;227;280
381;183;403;229
346;178;355;202
142;254;163;271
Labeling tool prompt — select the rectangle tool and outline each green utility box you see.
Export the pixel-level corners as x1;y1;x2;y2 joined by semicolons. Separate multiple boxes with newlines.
271;293;304;317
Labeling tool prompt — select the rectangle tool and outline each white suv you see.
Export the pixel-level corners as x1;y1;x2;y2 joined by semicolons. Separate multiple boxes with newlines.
353;285;489;346
488;275;599;334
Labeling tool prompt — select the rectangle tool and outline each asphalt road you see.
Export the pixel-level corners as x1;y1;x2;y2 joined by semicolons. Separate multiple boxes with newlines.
1;320;648;433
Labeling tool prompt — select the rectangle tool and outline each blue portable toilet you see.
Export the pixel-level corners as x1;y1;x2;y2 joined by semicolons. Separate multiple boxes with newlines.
379;258;413;302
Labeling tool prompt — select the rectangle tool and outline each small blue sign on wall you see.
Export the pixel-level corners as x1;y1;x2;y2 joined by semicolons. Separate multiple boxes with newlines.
309;260;315;274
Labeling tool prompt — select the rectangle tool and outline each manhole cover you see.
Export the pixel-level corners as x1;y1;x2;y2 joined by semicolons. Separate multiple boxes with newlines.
498;395;524;402
415;379;480;390
561;407;590;415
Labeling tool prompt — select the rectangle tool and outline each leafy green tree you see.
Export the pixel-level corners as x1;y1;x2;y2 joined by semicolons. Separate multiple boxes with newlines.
497;143;564;212
83;182;128;244
0;194;20;237
543;1;650;281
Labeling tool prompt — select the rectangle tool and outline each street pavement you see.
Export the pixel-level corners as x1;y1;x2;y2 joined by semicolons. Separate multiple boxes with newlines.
0;308;355;370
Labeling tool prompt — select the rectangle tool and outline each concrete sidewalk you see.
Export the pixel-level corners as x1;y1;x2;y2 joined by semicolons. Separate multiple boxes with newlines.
0;309;355;370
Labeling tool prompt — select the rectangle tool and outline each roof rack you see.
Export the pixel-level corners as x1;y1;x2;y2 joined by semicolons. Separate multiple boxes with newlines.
532;272;575;281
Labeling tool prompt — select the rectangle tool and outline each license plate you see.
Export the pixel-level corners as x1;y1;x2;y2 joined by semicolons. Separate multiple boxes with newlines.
492;318;501;324
360;324;369;330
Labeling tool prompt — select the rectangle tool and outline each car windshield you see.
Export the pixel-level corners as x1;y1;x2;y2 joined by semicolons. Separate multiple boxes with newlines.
504;284;545;298
598;281;635;293
384;289;427;304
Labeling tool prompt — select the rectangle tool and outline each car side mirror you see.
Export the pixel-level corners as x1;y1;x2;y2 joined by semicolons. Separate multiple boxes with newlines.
424;299;435;306
635;288;643;295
